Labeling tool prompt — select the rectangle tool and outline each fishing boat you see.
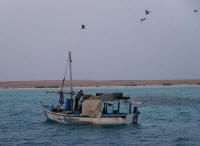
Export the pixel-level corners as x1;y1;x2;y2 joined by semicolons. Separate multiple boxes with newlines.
40;51;142;124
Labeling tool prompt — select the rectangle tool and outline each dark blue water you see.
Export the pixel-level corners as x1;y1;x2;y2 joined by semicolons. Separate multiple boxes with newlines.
0;86;200;146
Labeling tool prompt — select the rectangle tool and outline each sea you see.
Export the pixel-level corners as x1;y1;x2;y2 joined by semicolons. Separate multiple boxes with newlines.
0;85;200;146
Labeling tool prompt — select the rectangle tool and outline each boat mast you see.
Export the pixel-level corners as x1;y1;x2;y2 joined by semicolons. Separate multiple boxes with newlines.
69;51;73;110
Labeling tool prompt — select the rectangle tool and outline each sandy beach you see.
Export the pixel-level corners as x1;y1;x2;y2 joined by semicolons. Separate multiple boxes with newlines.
0;80;200;89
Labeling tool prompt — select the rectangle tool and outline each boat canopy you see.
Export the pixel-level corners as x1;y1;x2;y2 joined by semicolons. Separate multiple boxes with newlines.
95;92;130;101
127;99;143;105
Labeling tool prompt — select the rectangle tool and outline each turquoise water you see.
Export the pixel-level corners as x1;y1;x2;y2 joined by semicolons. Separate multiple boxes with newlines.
0;86;200;146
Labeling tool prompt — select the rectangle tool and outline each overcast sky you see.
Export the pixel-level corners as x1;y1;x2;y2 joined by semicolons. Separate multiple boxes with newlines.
0;0;200;81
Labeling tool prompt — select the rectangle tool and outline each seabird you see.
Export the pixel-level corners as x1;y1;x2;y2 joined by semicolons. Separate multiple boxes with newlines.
141;18;147;22
194;10;198;13
145;10;151;15
81;24;86;29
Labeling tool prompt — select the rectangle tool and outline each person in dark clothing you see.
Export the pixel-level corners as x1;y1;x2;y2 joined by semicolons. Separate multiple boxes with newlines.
74;90;83;111
133;107;140;123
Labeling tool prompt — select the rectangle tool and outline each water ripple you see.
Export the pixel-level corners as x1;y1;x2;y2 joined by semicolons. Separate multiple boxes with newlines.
0;86;200;146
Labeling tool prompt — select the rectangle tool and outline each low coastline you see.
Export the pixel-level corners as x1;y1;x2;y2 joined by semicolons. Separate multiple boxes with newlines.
0;80;200;89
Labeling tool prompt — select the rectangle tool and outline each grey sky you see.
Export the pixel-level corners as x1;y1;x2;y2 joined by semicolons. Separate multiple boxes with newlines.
0;0;200;81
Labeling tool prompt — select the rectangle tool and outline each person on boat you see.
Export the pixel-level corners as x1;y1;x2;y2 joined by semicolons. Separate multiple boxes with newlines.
75;90;83;111
133;107;140;123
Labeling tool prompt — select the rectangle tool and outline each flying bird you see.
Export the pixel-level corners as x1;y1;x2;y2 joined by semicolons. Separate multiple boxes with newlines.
141;18;147;22
81;24;86;29
145;10;151;15
194;10;198;13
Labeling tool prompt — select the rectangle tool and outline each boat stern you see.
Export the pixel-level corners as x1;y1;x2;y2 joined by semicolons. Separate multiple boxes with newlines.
125;113;135;124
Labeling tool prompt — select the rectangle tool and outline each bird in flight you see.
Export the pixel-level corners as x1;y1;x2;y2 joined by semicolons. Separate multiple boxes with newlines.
81;24;86;29
145;10;151;15
194;10;198;13
141;18;147;22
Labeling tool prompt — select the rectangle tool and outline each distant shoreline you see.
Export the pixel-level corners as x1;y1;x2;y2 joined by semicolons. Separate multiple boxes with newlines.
0;80;200;89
